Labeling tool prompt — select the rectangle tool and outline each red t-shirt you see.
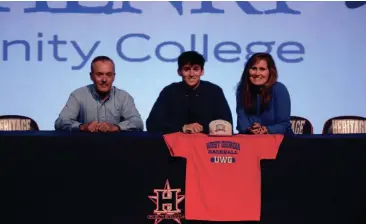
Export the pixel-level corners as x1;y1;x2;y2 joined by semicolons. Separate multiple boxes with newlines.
163;133;284;221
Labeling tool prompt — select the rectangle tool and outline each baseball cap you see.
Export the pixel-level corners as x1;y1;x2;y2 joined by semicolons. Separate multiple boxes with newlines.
209;120;232;136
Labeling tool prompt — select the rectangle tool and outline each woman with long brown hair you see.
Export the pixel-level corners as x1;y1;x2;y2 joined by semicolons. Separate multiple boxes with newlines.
236;52;292;134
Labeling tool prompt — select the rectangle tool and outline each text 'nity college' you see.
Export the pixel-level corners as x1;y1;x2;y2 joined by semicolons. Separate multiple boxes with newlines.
0;2;305;70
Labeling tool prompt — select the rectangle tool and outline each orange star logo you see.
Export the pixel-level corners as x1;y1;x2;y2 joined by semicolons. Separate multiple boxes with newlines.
148;179;185;224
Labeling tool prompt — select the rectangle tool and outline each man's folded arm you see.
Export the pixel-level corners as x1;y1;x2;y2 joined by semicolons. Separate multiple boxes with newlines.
54;93;81;132
117;93;144;131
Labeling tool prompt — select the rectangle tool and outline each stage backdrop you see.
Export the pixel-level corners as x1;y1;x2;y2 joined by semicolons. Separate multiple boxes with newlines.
0;1;365;133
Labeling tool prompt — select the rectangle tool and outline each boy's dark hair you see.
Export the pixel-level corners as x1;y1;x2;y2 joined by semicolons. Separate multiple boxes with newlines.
90;56;115;73
177;51;205;70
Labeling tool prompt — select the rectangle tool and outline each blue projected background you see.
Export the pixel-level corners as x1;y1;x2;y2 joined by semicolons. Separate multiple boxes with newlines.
0;1;365;133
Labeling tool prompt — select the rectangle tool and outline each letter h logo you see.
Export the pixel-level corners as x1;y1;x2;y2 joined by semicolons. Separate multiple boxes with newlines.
149;179;185;215
155;189;179;213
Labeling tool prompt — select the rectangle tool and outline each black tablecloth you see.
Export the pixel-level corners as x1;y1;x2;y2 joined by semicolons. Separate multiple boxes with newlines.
0;132;365;224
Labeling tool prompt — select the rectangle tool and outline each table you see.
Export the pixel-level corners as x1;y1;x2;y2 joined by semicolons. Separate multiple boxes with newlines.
0;132;365;224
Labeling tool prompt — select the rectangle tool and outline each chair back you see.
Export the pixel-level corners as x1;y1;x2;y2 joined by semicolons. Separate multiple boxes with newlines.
290;116;313;134
0;115;40;131
322;115;366;134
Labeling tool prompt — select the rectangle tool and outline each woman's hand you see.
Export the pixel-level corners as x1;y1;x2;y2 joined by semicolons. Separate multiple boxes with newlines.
248;123;268;135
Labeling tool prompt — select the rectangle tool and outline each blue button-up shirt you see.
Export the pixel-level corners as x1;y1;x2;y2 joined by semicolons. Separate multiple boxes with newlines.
236;82;292;134
55;85;144;131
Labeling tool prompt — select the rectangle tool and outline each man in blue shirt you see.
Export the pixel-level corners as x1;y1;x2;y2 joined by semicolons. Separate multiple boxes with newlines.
55;56;144;132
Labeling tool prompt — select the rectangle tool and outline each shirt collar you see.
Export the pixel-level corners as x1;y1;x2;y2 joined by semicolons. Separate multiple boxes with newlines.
88;84;115;102
180;81;203;95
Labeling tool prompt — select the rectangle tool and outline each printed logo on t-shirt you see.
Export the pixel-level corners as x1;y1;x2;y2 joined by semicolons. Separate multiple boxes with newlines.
147;179;185;224
206;141;240;164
